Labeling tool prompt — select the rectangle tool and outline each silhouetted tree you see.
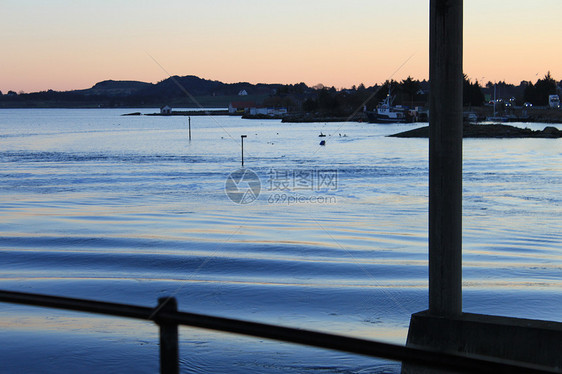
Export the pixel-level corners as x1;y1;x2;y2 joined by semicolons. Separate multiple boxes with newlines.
302;98;318;112
463;75;485;106
524;72;557;105
401;76;421;107
318;88;340;112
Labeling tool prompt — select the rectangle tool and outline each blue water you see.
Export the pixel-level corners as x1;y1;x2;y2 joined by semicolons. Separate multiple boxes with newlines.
0;109;560;373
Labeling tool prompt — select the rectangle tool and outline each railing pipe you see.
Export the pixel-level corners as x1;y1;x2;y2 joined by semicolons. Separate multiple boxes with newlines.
0;290;557;374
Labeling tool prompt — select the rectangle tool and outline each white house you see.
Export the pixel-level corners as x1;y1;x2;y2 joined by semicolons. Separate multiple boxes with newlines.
238;90;248;96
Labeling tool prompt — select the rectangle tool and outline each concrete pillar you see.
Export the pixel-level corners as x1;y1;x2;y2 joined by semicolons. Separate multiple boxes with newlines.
428;0;463;317
408;5;562;371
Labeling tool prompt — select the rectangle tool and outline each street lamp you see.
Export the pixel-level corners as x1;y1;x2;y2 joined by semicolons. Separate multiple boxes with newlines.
241;135;247;167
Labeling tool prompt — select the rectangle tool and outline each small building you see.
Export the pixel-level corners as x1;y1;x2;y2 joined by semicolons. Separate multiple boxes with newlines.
271;107;288;116
238;90;248;96
249;107;288;116
249;107;268;116
160;105;172;115
229;101;256;114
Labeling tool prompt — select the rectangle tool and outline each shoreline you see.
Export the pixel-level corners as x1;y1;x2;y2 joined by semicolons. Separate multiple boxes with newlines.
143;109;229;116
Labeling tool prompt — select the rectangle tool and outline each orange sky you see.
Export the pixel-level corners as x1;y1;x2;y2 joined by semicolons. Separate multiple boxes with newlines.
1;0;561;93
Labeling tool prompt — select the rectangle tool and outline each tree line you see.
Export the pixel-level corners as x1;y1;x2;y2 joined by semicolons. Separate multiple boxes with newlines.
1;73;559;111
296;75;485;115
522;72;558;106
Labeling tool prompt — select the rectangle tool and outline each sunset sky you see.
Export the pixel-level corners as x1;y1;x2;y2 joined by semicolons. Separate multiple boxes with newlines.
2;0;561;93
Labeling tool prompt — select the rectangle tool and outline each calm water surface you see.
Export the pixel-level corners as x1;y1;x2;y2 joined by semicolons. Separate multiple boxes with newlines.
0;109;560;373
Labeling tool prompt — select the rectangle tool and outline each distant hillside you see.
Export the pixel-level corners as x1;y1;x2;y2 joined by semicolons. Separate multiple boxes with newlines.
76;76;280;99
135;75;282;99
81;80;153;96
141;75;223;98
0;75;284;108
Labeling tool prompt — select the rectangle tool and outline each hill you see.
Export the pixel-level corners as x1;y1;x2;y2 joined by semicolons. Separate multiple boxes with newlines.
81;80;153;96
0;75;282;108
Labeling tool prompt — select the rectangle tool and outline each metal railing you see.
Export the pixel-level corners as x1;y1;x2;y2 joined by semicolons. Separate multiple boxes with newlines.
0;290;558;374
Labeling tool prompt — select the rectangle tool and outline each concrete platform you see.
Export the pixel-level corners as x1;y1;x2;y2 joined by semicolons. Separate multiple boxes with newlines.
404;310;562;373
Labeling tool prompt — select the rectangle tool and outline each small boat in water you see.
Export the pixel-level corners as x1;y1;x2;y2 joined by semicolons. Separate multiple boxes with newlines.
365;94;415;123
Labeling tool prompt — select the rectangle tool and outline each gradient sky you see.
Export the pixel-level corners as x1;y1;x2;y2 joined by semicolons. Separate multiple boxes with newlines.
1;0;561;93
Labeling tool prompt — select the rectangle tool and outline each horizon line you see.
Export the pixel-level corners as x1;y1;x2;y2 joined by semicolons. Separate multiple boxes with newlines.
5;72;561;95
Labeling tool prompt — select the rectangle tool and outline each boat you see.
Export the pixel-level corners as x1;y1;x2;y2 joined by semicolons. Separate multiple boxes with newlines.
365;93;415;123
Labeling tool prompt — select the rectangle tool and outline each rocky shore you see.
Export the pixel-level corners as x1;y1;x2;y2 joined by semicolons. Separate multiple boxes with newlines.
389;124;562;138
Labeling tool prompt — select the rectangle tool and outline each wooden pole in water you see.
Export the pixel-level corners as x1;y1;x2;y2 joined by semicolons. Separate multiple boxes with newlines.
428;0;463;317
188;116;191;140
